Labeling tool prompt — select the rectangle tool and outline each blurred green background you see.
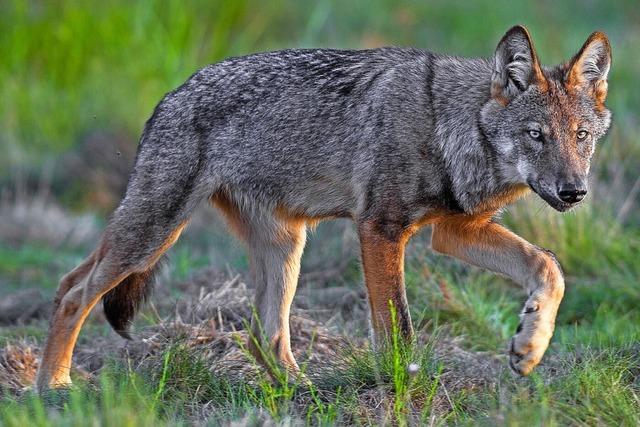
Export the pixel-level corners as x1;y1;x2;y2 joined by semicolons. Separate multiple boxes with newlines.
1;1;639;425
1;0;638;194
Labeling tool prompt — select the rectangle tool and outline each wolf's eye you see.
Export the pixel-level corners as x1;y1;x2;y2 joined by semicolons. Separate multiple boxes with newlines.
528;130;542;140
577;130;589;140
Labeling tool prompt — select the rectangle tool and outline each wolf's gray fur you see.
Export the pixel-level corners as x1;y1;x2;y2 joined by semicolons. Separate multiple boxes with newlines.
113;32;609;230
36;25;612;390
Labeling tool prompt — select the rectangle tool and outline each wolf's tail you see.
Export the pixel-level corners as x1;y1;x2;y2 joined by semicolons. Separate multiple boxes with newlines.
101;257;165;339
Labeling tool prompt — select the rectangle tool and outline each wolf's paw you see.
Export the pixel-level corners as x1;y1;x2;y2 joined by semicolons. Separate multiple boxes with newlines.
508;302;553;376
508;336;544;376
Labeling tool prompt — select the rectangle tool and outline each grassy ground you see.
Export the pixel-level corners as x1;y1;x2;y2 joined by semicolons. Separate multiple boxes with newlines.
1;1;639;425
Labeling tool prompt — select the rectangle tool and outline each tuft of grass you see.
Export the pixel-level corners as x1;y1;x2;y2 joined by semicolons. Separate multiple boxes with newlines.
237;311;327;423
0;370;173;427
145;343;215;408
476;348;640;426
319;305;445;425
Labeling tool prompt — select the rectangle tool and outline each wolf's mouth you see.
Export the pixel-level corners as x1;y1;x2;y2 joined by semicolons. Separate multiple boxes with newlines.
527;180;578;212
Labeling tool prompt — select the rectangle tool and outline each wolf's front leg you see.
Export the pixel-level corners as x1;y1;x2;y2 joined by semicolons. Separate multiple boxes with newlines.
358;220;413;346
431;214;565;375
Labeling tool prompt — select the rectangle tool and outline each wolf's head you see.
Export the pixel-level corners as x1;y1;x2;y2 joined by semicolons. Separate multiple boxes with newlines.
480;25;611;212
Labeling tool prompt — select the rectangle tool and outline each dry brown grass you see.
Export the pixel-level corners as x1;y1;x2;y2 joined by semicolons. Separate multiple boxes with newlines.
0;344;39;394
0;269;502;413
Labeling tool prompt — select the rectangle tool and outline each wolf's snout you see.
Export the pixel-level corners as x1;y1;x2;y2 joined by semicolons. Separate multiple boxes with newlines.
557;181;587;204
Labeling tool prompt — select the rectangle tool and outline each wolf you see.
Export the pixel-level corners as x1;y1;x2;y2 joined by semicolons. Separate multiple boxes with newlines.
35;25;611;391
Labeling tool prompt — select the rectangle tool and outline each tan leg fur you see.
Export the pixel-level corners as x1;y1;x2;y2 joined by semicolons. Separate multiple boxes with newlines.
431;213;565;375
358;220;413;346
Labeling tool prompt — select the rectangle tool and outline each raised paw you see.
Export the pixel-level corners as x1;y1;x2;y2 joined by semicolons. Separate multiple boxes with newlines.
509;336;544;376
508;304;554;376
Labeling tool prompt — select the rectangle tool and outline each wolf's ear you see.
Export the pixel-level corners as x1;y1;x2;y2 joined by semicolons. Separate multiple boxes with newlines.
491;25;547;104
565;31;611;104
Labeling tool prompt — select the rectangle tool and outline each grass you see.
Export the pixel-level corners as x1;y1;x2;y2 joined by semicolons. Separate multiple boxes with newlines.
0;315;444;426
1;371;175;427
4;306;634;425
484;348;640;426
1;0;639;425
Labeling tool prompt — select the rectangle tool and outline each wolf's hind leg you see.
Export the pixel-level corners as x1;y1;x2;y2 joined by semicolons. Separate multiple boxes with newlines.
431;215;565;376
37;168;204;392
36;219;187;392
215;198;307;376
249;216;306;376
37;244;129;391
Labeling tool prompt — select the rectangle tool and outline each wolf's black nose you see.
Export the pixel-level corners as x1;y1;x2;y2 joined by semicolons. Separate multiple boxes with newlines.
558;182;587;203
